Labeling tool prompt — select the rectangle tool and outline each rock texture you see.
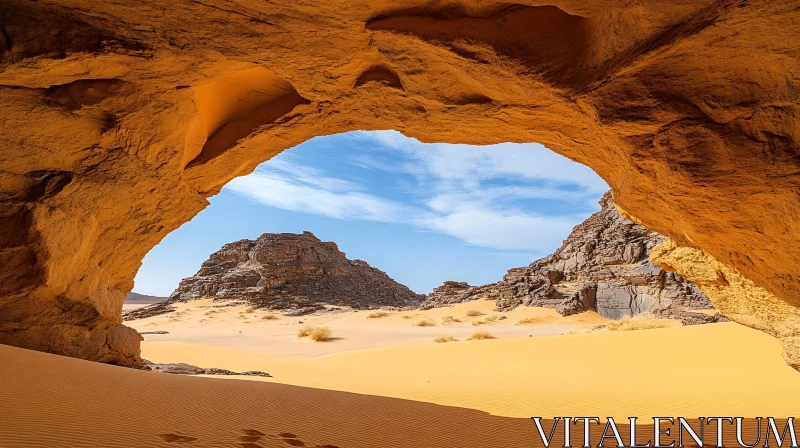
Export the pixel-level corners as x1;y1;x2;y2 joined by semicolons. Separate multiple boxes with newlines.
424;281;496;309
142;360;271;377
424;193;717;322
652;239;800;370
126;231;424;320
1;0;799;367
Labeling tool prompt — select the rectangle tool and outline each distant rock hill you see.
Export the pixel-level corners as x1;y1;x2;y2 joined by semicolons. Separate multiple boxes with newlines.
126;194;720;323
423;192;721;324
125;292;167;304
124;231;424;320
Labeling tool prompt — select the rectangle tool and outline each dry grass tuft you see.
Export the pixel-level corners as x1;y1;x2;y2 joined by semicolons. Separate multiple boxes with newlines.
483;315;500;322
308;326;333;341
471;320;486;326
261;314;279;320
516;317;538;325
606;313;672;332
441;315;461;324
244;306;257;313
297;325;313;338
401;315;412;320
467;331;495;340
434;335;458;343
414;319;435;327
297;325;333;341
466;310;483;317
367;311;389;319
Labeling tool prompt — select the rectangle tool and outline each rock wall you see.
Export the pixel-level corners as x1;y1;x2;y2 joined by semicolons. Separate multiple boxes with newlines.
125;231;423;320
423;193;717;323
1;0;799;367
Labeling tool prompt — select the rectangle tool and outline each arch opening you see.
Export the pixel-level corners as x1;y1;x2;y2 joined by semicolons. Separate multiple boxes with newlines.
0;0;798;374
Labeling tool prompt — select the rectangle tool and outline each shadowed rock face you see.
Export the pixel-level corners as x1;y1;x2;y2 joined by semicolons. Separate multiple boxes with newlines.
424;193;717;323
124;232;424;320
0;0;799;367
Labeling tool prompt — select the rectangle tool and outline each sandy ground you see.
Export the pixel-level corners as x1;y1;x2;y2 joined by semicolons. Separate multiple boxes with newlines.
141;322;800;419
126;299;610;357
2;322;800;447
123;303;149;312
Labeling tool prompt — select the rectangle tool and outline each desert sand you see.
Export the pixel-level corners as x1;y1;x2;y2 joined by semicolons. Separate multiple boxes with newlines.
126;299;610;357
141;322;800;420
2;320;800;447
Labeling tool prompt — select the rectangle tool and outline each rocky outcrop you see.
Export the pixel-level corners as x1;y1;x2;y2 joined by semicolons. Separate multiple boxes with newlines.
123;302;175;321
142;360;271;377
1;0;800;367
423;193;714;321
423;281;496;309
125;231;424;320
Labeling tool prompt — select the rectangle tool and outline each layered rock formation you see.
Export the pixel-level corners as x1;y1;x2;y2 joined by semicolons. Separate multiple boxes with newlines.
1;0;799;367
423;193;717;322
125;231;424;320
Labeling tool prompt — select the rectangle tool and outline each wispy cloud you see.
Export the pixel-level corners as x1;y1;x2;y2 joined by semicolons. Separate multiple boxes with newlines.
418;209;581;250
227;162;413;222
225;131;607;251
353;130;608;194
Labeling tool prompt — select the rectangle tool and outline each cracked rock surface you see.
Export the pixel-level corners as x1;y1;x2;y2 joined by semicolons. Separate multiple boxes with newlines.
424;192;717;323
125;231;424;320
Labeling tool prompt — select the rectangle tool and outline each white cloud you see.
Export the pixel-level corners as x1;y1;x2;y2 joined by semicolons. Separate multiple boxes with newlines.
227;163;412;222
418;210;579;250
353;130;609;194
226;131;608;251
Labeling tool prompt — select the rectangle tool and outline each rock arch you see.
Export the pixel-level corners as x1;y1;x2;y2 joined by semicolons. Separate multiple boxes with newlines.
0;0;799;367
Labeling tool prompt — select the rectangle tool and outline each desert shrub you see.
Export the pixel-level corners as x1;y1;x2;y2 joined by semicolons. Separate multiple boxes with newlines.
606;313;671;332
467;331;495;340
297;325;313;338
297;325;333;341
414;319;435;327
441;315;461;323
401;315;412;320
466;310;483;317
483;315;500;322
471;320;486;326
434;335;457;343
244;306;257;313
261;314;279;320
308;326;333;341
516;317;538;325
367;311;389;319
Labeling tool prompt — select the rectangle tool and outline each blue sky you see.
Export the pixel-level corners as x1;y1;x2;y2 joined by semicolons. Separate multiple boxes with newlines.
133;131;608;296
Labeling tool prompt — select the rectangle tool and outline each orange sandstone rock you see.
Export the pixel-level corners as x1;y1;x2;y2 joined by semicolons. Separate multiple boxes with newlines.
0;0;798;367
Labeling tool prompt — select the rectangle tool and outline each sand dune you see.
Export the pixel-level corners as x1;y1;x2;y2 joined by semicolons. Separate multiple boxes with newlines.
2;322;799;447
0;343;540;448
